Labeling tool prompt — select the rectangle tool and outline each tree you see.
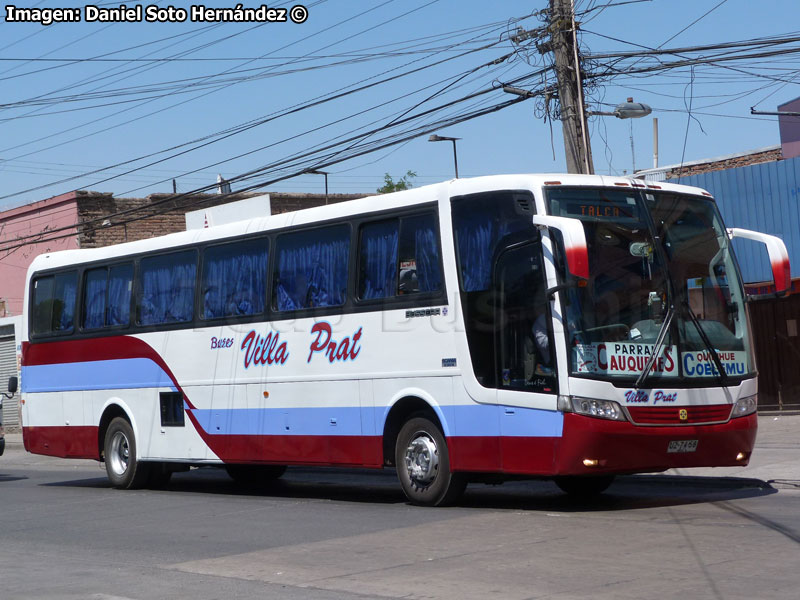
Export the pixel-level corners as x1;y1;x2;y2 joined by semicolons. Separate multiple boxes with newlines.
377;170;416;194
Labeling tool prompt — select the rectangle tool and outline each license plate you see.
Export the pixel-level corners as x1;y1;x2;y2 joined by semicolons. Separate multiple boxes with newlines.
668;439;698;453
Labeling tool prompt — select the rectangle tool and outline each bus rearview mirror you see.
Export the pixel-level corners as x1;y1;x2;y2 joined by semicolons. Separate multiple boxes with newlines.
727;228;791;295
532;215;590;280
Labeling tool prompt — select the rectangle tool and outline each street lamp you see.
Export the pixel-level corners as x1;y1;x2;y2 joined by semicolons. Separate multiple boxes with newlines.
428;134;460;178
589;98;654;171
588;98;652;119
309;169;329;204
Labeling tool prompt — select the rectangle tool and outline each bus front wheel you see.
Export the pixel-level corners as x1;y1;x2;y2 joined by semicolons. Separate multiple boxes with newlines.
104;417;151;489
395;416;466;507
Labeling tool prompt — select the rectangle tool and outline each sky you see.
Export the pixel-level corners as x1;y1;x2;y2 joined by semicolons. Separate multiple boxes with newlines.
0;0;798;210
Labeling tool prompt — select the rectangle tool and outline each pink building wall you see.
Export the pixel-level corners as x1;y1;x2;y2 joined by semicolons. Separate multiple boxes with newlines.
778;96;800;160
0;192;80;316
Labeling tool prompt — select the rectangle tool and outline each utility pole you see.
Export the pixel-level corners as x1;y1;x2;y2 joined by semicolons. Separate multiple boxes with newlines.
549;0;593;174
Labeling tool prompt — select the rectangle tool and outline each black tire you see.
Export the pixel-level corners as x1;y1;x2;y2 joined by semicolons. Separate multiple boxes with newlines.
395;416;466;507
554;475;615;496
226;464;287;486
104;417;151;489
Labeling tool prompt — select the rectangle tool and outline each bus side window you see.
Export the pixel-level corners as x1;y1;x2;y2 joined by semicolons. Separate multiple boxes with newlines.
31;272;78;336
358;219;398;300
82;263;132;330
398;213;442;295
274;225;350;311
138;251;197;326
202;238;268;319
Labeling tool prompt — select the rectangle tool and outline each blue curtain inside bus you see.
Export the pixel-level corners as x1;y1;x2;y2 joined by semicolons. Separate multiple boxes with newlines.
413;225;442;293
455;217;514;291
202;240;268;319
452;194;533;292
108;264;132;326
53;272;77;331
275;226;349;311
84;269;107;329
84;265;132;329
140;252;197;325
359;221;398;299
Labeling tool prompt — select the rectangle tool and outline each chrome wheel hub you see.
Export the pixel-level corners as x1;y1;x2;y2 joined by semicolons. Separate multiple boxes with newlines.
109;431;130;476
404;433;439;485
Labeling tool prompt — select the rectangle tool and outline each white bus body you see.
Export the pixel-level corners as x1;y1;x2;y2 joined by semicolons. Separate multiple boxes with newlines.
19;174;789;505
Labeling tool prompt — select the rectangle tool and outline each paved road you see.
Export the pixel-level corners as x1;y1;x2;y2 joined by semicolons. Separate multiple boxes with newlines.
1;419;799;600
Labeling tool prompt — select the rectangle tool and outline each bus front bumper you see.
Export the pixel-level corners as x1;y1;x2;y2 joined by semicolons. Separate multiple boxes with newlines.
552;412;758;476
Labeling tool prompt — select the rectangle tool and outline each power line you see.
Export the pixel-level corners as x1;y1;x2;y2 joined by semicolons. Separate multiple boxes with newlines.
0;71;539;253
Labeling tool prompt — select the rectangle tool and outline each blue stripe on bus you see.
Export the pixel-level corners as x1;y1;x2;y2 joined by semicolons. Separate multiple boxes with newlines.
21;359;563;438
190;407;368;437
190;404;563;438
21;358;178;393
455;404;564;438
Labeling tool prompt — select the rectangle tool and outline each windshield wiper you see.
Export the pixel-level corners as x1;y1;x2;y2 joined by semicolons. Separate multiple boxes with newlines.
683;300;729;385
635;304;675;389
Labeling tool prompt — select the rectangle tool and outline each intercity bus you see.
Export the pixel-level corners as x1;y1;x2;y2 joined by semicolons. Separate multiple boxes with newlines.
18;174;789;506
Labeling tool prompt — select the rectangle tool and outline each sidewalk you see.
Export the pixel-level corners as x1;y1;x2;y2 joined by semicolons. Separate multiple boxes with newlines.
3;413;798;486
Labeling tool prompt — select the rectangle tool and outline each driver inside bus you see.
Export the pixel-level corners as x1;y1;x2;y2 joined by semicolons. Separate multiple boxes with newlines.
532;312;553;376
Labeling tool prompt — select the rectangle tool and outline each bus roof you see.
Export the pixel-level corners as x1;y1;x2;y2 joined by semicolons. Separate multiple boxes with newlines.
26;174;712;273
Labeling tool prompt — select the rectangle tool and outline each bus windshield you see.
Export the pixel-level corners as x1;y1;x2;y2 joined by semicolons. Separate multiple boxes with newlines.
546;187;752;384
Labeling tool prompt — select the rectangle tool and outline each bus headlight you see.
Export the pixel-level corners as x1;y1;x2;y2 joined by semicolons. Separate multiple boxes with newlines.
732;395;757;418
567;396;627;422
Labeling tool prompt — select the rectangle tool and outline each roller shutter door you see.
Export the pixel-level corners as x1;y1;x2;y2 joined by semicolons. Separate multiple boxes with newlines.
0;325;19;428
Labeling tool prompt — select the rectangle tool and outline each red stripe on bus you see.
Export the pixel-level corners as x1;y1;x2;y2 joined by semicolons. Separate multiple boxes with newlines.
23;426;100;460
212;434;384;468
448;436;558;474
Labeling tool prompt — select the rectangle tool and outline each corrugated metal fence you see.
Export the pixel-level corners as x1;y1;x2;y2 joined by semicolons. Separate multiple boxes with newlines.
678;155;800;283
678;157;800;409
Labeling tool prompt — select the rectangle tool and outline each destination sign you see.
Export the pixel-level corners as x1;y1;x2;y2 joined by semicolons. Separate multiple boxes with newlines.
573;342;678;377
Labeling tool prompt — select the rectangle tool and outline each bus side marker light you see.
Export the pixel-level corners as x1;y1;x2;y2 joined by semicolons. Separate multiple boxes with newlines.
583;459;600;467
736;452;747;462
263;391;269;399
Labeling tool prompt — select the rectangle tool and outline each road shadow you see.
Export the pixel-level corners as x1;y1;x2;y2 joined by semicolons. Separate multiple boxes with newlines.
0;473;28;483
42;467;778;511
458;474;777;512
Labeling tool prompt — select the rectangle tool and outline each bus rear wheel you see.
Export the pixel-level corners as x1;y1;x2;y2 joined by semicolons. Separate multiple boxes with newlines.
554;475;615;496
395;416;466;507
104;417;151;489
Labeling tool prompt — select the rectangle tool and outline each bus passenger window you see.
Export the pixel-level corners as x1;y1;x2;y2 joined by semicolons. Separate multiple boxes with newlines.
202;238;268;319
358;220;398;300
274;225;349;311
398;214;442;295
138;251;197;326
31;272;77;336
83;264;132;329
